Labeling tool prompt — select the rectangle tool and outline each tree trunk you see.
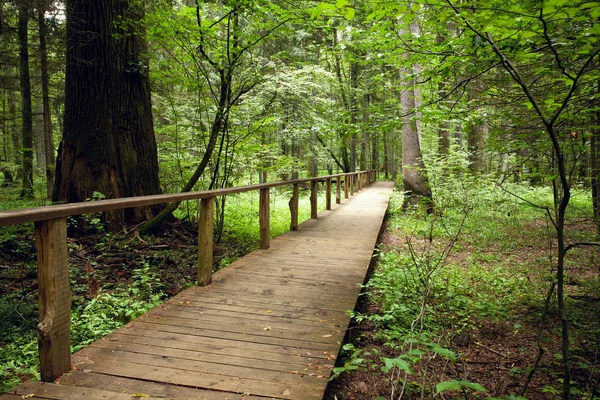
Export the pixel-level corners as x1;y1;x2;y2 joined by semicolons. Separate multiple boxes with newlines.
38;1;55;199
591;83;600;234
467;118;486;174
401;67;432;208
18;2;34;199
54;0;161;228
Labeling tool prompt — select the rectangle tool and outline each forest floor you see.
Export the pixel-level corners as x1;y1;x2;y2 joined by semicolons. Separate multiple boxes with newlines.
324;192;600;399
1;188;599;399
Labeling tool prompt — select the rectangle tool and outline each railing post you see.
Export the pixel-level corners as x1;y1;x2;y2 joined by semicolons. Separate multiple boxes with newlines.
336;176;341;204
35;218;72;382
344;174;349;199
350;174;354;196
289;183;299;231
310;180;318;219
358;172;363;191
260;187;270;249
198;197;214;286
326;178;332;210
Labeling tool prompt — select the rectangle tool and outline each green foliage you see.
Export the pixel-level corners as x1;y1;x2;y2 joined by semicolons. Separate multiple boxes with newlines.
70;264;165;351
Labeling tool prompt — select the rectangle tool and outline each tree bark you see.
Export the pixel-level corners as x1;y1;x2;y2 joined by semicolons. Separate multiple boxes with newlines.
54;0;161;228
18;2;34;198
591;80;600;234
401;67;432;209
38;0;55;199
467;118;486;174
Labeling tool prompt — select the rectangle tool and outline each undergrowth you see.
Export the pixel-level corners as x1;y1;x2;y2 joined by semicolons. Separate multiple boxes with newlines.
331;177;599;399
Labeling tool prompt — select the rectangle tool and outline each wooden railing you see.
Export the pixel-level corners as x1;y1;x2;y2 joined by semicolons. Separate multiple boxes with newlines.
0;170;377;383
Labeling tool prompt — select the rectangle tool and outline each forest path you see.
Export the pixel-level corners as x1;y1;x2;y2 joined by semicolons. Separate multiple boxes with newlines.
2;181;393;400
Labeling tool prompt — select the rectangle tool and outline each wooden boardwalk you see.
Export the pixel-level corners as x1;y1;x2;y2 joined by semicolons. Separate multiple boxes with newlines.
2;181;393;400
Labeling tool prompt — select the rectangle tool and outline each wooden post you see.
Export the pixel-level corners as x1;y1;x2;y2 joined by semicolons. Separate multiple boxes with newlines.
198;197;214;287
358;173;363;191
344;174;349;199
310;180;318;219
289;183;299;231
35;218;72;382
336;176;341;204
260;187;270;249
326;178;332;210
350;174;354;196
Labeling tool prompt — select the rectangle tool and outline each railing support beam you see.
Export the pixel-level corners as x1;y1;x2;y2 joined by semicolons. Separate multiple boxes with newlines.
326;178;332;210
259;188;270;249
198;197;214;286
35;218;72;382
289;183;299;231
311;181;318;219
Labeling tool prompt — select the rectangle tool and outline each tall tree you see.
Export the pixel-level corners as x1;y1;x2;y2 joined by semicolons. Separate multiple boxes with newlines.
37;0;55;198
54;0;161;228
18;0;33;198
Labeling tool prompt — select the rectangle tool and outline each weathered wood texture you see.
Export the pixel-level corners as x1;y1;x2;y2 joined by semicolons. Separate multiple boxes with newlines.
198;197;214;286
35;218;72;382
260;188;270;249
2;182;393;400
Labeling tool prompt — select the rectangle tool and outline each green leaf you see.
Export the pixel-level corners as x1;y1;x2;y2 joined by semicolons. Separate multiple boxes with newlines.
344;8;355;21
381;357;413;374
436;380;486;393
430;344;456;362
436;380;462;393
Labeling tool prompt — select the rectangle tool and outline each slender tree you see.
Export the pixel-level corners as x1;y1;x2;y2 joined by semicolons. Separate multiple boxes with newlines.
18;0;33;199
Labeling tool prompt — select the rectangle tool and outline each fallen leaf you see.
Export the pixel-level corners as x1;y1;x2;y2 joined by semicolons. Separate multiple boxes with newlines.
131;394;150;398
21;394;34;399
263;326;271;331
266;310;272;313
282;389;291;396
321;334;332;338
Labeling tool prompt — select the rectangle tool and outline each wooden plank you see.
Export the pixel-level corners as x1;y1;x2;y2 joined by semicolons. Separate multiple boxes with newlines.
290;182;299;231
59;371;273;400
74;347;327;387
35;218;72;383
87;332;335;370
71;359;323;399
198;197;214;287
259;187;270;249
310;180;318;219
4;381;161;400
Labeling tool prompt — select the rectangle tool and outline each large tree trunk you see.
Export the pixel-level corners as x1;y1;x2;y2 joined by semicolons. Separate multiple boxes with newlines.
18;2;34;199
54;0;161;228
38;1;55;199
401;67;432;209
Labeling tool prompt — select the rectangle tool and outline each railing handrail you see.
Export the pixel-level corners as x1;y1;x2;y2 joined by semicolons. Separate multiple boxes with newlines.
0;171;375;227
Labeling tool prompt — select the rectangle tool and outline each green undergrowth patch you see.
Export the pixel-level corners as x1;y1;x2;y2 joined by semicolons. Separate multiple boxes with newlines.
331;181;599;399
